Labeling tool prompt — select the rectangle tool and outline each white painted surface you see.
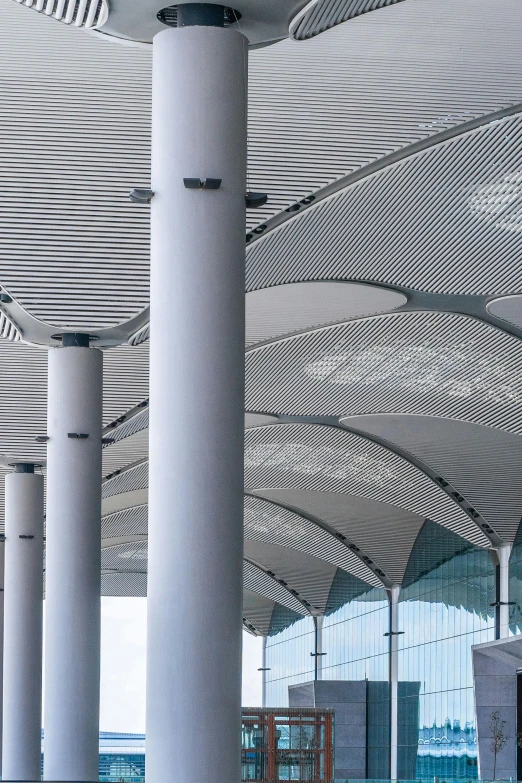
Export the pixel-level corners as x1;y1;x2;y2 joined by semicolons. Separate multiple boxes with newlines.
498;543;512;639
390;584;400;780
2;471;44;781
146;24;247;783
44;346;103;781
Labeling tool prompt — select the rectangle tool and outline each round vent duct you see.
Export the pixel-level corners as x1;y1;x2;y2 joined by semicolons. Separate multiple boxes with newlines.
157;4;242;27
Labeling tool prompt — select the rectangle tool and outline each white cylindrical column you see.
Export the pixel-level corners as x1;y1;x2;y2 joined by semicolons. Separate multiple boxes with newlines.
498;543;512;639
3;466;44;781
390;585;400;781
44;340;103;781
315;616;324;680
147;19;247;783
0;536;5;777
261;637;267;707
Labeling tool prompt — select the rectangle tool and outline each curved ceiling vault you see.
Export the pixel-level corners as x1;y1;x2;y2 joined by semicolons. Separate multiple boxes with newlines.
0;0;520;632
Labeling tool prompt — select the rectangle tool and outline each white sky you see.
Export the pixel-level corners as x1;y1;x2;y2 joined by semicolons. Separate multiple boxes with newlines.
100;597;263;733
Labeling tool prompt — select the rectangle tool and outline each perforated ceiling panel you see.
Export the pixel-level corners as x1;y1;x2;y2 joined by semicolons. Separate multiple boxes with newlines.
102;540;148;572
5;0;522;326
245;494;379;585
256;488;425;585
343;414;522;543
14;0;109;28
487;296;522;329
244;424;488;546
245;413;279;429
246;113;522;295
102;429;149;478
102;461;148;499
243;590;284;636
105;408;149;443
101;489;148;518
290;0;405;40
245;538;337;613
101;505;148;540
101;572;147;598
243;559;308;614
246;312;522;434
0;338;148;531
245;282;406;347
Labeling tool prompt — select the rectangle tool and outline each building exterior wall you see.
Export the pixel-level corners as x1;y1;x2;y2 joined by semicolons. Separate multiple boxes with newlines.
472;647;517;780
289;680;368;779
264;523;497;780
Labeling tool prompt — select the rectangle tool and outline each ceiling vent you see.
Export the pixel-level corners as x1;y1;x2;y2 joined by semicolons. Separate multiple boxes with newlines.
13;0;109;29
157;5;241;28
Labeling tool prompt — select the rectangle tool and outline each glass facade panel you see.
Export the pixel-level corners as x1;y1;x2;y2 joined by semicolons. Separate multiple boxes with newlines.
266;616;316;706
398;521;496;780
98;753;146;782
323;584;390;779
262;523;497;781
242;708;334;782
509;523;522;635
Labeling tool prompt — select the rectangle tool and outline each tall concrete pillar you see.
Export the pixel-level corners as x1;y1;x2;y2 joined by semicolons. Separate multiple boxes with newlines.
146;11;247;783
0;534;5;776
389;585;400;780
2;465;44;781
44;335;103;781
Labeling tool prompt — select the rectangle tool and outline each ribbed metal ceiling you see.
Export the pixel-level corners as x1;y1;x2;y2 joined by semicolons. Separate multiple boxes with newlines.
256;488;425;585
246;112;522;295
245;494;379;586
3;0;522;327
245;424;488;546
14;0;109;28
289;0;405;40
0;0;521;623
245;282;406;347
343;415;522;543
246;312;522;434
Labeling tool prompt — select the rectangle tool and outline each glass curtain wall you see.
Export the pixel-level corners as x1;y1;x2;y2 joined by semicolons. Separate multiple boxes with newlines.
398;521;495;781
265;569;390;777
322;573;390;779
509;522;522;634
265;616;316;706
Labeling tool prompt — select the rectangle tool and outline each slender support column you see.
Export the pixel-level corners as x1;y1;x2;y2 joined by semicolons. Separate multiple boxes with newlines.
2;465;44;781
497;544;512;639
146;17;247;783
262;637;267;707
389;585;400;781
44;337;103;781
313;616;325;680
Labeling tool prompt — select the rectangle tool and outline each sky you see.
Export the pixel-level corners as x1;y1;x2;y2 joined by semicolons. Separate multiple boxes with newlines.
99;597;263;733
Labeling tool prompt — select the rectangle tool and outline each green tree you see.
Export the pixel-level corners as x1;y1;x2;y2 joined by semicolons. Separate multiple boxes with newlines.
489;710;507;780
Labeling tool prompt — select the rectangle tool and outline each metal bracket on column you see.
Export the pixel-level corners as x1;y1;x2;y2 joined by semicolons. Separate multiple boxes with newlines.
19;535;35;540
35;435;49;443
384;631;405;636
490;601;515;606
246;192;268;209
129;188;154;204
183;178;222;190
68;433;89;439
